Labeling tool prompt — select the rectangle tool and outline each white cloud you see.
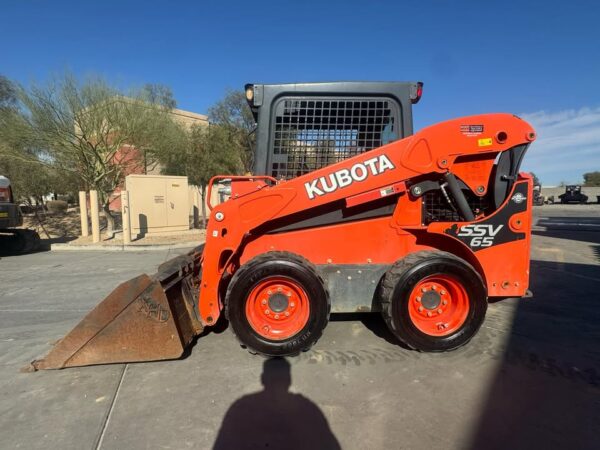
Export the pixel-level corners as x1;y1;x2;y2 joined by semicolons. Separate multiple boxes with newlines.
520;107;600;185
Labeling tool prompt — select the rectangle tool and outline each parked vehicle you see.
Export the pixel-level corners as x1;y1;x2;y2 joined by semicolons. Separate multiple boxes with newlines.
558;185;588;204
533;184;545;206
0;176;40;255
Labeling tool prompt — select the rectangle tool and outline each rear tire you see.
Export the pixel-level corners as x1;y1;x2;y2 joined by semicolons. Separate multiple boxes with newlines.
380;251;487;352
20;229;40;253
225;252;330;357
0;228;41;256
4;231;27;254
0;229;39;255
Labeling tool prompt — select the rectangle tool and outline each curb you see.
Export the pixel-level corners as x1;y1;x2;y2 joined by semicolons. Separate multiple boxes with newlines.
51;241;200;252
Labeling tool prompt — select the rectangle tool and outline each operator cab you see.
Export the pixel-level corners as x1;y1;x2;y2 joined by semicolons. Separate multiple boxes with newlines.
245;81;423;179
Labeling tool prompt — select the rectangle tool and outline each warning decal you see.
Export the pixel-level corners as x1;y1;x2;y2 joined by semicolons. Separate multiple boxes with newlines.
478;138;493;147
460;124;484;136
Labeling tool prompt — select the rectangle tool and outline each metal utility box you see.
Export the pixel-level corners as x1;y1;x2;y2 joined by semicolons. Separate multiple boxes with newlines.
245;81;422;179
125;175;189;235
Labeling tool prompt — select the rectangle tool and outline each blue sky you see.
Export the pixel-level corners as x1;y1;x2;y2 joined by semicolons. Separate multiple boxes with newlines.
2;0;599;184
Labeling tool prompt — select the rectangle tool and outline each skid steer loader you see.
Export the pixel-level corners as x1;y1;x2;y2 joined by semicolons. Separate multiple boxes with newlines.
30;82;536;370
0;175;41;255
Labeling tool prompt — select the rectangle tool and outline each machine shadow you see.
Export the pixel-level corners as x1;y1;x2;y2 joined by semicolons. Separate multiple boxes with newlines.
213;358;341;450
331;312;410;348
0;240;55;257
39;236;77;251
179;316;230;359
533;230;600;246
467;259;600;450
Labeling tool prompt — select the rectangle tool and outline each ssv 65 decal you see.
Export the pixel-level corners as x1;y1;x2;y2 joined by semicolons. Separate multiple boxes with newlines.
457;224;504;247
305;154;395;199
445;182;529;251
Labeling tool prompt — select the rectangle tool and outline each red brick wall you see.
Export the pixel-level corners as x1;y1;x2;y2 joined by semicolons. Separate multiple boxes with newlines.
109;145;146;211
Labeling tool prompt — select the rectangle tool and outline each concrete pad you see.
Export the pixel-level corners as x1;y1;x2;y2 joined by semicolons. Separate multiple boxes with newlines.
0;249;192;449
0;209;598;449
51;242;201;252
0;363;124;449
98;321;510;450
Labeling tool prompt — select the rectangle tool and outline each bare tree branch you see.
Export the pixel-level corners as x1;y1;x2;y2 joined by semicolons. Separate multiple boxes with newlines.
0;72;181;237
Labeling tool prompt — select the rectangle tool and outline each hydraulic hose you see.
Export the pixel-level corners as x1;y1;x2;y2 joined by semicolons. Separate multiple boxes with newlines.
443;173;475;221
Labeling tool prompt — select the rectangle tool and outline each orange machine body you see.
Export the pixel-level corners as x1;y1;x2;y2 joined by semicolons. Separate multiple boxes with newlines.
197;113;536;326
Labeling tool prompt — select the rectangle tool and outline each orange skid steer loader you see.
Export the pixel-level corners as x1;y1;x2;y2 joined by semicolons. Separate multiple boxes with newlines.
30;82;536;370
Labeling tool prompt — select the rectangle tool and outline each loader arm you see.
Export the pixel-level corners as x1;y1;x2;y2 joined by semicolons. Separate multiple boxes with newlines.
198;113;536;325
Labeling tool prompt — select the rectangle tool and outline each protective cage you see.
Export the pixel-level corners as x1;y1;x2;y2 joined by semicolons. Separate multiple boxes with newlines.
270;97;399;179
248;82;421;178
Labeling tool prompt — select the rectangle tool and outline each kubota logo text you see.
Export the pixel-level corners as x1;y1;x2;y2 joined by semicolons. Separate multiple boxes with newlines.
304;155;395;199
457;224;504;247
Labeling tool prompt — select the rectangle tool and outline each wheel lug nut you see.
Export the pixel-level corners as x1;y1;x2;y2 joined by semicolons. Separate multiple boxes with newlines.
264;310;270;315
427;311;432;317
418;306;424;312
442;300;448;305
261;299;267;305
277;287;282;292
274;314;280;319
284;311;290;316
440;290;446;295
290;302;295;307
421;287;427;293
437;309;443;314
415;296;421;302
267;290;272;295
432;285;437;291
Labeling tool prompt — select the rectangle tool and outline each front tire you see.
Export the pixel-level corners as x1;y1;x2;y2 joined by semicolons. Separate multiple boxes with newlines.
0;229;39;255
225;252;330;357
380;251;487;352
20;229;40;254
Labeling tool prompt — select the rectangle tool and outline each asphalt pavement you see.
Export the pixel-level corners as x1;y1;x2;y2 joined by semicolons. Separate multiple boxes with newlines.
0;205;598;450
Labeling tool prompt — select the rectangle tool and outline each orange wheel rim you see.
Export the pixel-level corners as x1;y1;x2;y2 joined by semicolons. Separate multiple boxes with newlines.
245;276;310;340
407;274;469;336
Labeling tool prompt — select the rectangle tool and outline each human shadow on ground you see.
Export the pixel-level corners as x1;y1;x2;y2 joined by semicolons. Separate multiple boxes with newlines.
213;358;340;450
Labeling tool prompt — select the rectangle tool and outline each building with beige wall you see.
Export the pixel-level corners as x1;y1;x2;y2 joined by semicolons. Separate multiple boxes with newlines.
169;108;208;129
110;103;209;210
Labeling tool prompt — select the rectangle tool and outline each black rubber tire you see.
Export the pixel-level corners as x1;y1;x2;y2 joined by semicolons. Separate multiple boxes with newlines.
5;232;27;254
225;251;330;357
0;229;39;255
20;229;40;253
380;250;487;352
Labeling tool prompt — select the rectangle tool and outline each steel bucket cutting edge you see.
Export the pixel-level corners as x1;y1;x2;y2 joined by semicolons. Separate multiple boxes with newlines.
25;253;203;371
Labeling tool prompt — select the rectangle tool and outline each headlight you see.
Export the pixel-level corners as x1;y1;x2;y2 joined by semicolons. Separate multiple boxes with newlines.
245;85;254;103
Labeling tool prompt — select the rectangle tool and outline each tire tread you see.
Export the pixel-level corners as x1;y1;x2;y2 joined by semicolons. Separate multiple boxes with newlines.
225;251;330;356
379;250;484;352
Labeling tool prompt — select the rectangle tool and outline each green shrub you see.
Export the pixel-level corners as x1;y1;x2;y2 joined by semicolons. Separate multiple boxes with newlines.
46;200;68;214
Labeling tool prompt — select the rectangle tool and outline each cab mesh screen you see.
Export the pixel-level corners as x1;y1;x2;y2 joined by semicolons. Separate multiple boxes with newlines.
270;97;399;179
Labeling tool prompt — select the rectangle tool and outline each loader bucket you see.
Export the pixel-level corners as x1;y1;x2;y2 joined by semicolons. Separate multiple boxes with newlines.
28;253;204;370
